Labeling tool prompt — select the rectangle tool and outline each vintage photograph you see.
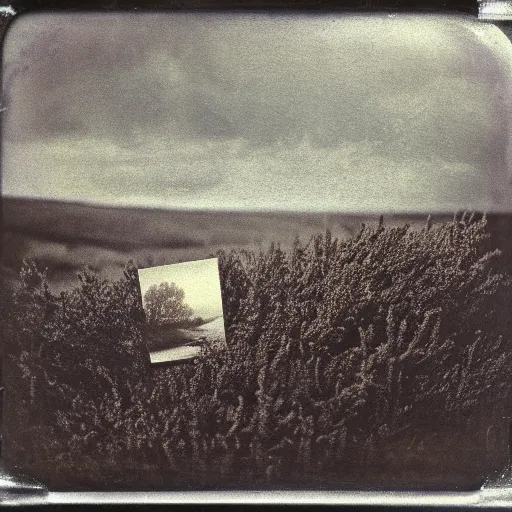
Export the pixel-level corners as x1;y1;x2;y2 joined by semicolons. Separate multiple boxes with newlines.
2;12;512;491
137;259;227;364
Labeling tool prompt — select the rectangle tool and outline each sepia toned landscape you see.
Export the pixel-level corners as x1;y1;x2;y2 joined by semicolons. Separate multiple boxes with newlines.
2;12;512;492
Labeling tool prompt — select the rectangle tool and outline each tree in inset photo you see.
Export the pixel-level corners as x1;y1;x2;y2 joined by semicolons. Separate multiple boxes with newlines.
143;282;193;327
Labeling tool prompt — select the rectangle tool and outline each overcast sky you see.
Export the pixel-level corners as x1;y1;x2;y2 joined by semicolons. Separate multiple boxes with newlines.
3;12;512;213
138;258;223;319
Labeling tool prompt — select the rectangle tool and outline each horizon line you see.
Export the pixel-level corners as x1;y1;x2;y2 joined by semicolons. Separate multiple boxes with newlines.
3;194;504;218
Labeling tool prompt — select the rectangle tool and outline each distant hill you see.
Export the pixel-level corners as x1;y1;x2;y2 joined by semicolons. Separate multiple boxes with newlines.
4;196;511;292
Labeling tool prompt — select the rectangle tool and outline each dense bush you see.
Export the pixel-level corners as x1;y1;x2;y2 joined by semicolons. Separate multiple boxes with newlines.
3;214;512;490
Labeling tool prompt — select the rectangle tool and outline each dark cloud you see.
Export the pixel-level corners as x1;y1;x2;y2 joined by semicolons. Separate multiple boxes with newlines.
4;15;507;149
2;13;512;211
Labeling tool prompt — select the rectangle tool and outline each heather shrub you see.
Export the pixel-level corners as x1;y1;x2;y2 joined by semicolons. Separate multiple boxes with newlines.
3;214;512;490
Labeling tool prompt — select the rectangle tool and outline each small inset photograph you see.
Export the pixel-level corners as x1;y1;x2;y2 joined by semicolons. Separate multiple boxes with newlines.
137;258;227;364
